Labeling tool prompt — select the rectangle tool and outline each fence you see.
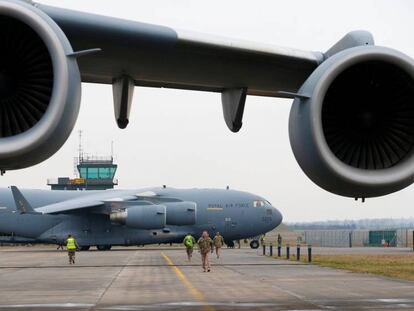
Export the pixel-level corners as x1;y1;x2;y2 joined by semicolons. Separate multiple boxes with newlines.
303;230;355;247
298;229;414;248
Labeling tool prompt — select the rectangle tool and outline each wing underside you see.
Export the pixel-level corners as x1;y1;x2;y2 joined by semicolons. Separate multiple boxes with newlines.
38;4;322;97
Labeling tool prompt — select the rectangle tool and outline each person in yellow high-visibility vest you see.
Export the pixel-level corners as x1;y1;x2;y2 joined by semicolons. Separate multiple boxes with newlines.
66;234;79;265
183;233;196;262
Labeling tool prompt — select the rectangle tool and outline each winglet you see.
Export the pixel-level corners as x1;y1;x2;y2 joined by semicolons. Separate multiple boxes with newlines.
10;186;38;214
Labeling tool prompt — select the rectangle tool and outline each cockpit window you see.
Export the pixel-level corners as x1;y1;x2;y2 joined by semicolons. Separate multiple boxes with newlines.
253;200;270;207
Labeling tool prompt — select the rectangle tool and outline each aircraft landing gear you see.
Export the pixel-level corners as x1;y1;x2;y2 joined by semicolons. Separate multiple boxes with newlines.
225;240;235;248
250;240;260;249
97;245;112;251
79;246;90;251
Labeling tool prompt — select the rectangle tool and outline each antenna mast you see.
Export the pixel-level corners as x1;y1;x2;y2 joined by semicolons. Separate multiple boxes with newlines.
78;130;83;161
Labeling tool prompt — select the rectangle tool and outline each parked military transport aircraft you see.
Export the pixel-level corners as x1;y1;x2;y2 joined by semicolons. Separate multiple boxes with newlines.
0;186;282;250
0;0;414;200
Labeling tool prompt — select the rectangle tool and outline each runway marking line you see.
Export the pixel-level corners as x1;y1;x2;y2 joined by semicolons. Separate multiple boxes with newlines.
161;252;214;311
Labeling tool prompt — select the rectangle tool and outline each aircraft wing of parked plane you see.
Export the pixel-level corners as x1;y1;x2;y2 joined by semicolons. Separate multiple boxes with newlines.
36;199;105;215
1;1;414;200
31;190;179;215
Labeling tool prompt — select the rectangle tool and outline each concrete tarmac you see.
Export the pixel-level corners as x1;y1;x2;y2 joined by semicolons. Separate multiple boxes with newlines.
0;246;414;310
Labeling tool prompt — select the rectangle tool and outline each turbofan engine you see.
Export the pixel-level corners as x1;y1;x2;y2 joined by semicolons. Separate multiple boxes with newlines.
110;205;166;229
289;46;414;198
165;202;196;226
0;1;81;172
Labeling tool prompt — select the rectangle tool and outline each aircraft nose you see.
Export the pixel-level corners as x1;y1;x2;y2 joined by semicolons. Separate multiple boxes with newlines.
271;205;283;229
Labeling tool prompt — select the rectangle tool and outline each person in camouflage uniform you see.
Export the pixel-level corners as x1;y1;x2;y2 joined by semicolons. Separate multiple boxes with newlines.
213;232;225;259
197;230;214;272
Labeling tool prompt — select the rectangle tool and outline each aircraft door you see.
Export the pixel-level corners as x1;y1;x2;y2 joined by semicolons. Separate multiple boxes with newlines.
223;217;237;237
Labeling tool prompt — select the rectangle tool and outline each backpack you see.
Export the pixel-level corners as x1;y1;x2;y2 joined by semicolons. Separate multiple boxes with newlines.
184;236;193;248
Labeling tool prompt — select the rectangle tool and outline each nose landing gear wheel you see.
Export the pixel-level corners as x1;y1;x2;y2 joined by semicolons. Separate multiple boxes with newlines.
250;240;259;249
79;246;90;251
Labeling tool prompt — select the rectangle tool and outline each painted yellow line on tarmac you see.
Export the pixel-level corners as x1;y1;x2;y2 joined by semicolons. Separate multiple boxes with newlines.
161;252;214;311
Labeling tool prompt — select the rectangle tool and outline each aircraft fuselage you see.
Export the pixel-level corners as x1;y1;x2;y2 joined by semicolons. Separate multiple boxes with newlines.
0;187;282;248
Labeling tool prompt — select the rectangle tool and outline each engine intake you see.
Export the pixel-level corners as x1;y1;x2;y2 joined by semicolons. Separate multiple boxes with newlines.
323;61;414;170
0;1;81;171
289;46;414;198
0;16;53;137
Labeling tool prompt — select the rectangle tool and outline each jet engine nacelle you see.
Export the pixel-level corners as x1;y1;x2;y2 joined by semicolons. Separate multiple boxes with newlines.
0;1;81;171
110;205;166;229
165;202;197;226
289;46;414;198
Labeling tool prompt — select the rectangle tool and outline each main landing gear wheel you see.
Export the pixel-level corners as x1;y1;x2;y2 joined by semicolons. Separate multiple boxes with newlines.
97;245;112;251
250;240;260;249
79;246;90;251
225;240;235;248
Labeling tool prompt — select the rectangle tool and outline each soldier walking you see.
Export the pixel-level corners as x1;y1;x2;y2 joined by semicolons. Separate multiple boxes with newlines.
197;230;214;272
213;232;225;259
66;234;79;265
183;233;196;261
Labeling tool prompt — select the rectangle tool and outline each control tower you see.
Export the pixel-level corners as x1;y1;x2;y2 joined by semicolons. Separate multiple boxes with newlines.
47;131;118;190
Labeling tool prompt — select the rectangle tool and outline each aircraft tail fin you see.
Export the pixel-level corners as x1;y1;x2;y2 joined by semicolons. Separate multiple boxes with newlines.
10;186;38;214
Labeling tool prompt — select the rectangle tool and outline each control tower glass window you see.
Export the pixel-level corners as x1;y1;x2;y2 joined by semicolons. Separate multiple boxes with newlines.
99;167;116;179
79;167;116;179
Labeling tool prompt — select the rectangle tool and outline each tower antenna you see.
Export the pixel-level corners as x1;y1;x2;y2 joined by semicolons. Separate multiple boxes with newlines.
78;130;83;161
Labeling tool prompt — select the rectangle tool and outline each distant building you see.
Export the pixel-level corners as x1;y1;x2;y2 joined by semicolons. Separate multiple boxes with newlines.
47;155;118;191
48;130;118;191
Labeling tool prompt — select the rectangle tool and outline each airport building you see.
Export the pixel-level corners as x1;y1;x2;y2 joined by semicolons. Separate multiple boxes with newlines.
47;131;118;191
47;155;118;191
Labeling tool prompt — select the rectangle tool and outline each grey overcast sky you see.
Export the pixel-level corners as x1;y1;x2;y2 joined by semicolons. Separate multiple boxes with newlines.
1;0;414;222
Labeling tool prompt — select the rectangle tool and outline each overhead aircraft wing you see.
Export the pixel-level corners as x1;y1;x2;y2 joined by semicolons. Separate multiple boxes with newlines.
35;3;325;132
38;3;323;99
